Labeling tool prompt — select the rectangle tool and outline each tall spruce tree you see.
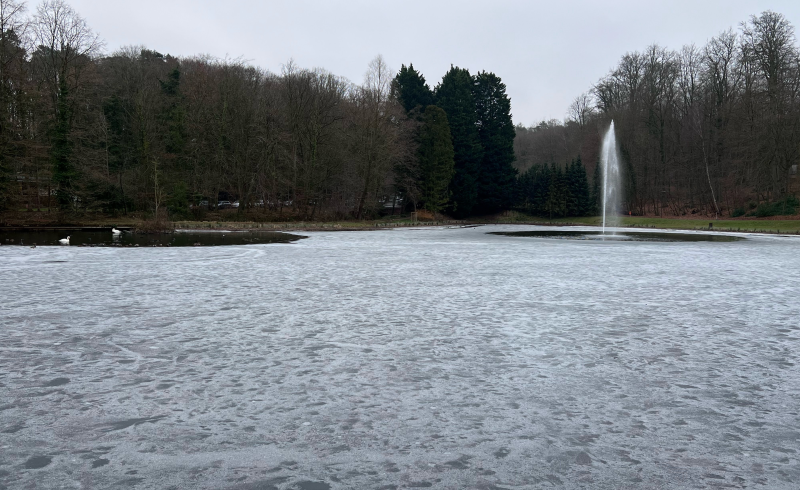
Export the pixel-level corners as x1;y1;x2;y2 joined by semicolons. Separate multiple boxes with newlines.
473;71;516;214
392;64;433;114
545;162;561;219
591;158;602;216
52;78;75;210
160;66;186;156
574;156;592;216
159;65;190;216
418;105;455;215
565;159;579;216
435;66;482;217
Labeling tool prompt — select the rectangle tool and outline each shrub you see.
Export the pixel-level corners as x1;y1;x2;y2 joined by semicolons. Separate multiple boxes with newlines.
755;203;777;217
754;196;798;217
731;207;746;218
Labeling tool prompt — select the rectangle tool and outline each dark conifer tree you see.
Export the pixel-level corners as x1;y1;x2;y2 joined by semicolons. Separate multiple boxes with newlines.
52;78;75;210
160;66;186;157
435;66;482;217
565;159;579;216
392;64;433;114
532;165;547;214
592;158;602;216
473;71;516;213
159;66;190;216
574;156;592;216
418;105;455;215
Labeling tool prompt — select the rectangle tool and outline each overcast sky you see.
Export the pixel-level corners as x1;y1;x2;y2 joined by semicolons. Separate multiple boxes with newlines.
65;0;800;126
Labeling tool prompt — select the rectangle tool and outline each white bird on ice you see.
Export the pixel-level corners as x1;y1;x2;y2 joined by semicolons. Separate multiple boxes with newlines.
58;236;70;245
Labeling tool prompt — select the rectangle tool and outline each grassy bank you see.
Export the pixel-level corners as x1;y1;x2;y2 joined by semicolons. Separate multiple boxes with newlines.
170;219;465;231
4;210;800;234
493;213;800;234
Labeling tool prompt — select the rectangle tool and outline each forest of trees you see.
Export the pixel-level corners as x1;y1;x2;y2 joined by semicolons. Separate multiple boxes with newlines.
393;64;517;217
0;0;517;221
517;157;594;219
3;1;797;223
515;10;800;218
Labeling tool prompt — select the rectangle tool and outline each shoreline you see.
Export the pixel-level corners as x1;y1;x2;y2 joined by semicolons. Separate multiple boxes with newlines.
2;216;800;234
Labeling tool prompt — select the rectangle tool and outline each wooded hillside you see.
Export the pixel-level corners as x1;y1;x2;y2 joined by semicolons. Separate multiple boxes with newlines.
515;10;800;218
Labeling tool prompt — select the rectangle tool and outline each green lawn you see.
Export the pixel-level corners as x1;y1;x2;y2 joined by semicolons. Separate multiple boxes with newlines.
498;214;800;234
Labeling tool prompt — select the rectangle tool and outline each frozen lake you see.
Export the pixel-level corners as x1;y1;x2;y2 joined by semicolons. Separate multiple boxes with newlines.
1;225;799;489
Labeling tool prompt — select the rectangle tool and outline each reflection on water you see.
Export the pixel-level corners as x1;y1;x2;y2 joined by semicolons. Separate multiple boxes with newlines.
489;229;745;242
0;229;306;247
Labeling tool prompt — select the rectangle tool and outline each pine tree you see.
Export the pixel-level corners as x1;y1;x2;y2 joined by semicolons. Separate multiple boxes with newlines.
160;66;186;156
575;156;592;216
591;157;602;216
418;105;455;215
392;64;433;114
545;162;560;219
473;71;517;214
565;159;579;216
160;65;189;216
435;66;482;217
100;95;133;213
532;165;548;215
52;78;75;211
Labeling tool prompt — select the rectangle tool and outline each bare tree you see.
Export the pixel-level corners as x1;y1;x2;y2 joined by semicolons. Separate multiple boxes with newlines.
351;54;403;219
567;92;594;128
0;0;28;207
28;0;103;209
30;0;103;106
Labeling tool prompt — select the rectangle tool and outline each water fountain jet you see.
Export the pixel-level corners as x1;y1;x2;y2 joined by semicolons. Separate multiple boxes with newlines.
600;121;621;235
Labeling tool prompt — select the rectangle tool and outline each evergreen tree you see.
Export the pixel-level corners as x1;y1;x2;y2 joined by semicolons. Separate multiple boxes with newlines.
52;78;75;211
520;164;548;215
565;159;579;216
392;64;433;114
160;66;186;156
160;65;189;216
545;163;559;218
473;71;517;214
591;158;602;216
97;95;134;213
435;66;482;217
518;158;592;218
418;105;455;215
531;165;547;214
574;156;592;216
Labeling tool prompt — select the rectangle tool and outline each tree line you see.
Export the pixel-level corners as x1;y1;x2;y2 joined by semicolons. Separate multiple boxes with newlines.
0;0;517;221
515;10;800;218
393;64;517;217
518;157;595;219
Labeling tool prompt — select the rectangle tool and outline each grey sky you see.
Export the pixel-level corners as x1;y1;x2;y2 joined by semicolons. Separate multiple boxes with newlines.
67;0;800;126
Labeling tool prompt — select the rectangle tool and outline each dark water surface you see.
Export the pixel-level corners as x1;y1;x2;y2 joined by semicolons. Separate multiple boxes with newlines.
1;225;798;489
0;229;305;247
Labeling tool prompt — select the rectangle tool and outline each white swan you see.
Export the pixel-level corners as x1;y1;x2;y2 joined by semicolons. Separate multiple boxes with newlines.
112;228;121;235
58;236;70;245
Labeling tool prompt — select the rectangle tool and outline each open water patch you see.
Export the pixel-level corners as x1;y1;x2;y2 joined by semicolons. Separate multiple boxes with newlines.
24;456;52;469
489;229;745;242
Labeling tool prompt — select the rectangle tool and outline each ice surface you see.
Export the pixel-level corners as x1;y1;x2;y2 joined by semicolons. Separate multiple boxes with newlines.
1;225;799;489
